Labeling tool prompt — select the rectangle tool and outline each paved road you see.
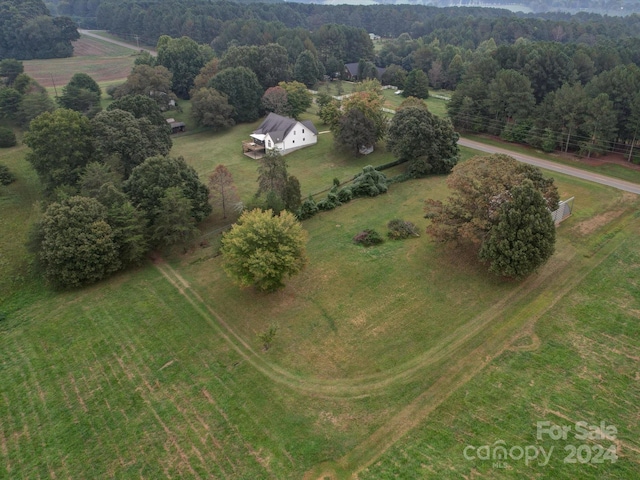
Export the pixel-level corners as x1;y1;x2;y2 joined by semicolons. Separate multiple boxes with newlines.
73;33;640;195
458;138;640;195
79;29;157;56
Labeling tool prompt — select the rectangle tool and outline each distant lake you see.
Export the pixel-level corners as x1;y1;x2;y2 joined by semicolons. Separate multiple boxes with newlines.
298;1;533;11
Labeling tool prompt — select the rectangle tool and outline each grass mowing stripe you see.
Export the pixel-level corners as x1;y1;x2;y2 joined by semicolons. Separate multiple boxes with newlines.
305;213;634;479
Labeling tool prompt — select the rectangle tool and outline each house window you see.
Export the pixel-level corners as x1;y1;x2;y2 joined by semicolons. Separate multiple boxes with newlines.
302;129;305;133
292;140;295;144
293;130;296;135
267;140;272;148
303;138;306;141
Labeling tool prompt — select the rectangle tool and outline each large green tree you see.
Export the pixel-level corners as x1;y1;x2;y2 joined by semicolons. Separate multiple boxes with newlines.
425;154;558;277
278;81;312;118
107;94;167;126
334;107;377;155
478;180;556;278
387;102;459;176
190;87;235;130
156;35;213;99
486;69;536;130
0;2;79;60
210;67;263;123
0;87;22;119
24;108;94;193
0;59;24;85
78;164;148;265
112;65;175;109
124;156;211;242
151;187;200;247
34;196;122;288
402;69;430;99
91;109;172;178
333;90;386;154
255;150;301;212
58;73;102;116
220;208;308;291
293;50;322;88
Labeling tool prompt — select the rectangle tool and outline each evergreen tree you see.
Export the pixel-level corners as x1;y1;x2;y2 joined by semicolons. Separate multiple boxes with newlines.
479;181;556;278
402;69;429;99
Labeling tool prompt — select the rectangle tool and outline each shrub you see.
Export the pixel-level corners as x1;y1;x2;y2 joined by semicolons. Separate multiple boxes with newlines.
0;164;16;185
297;196;319;220
317;192;341;211
0;127;16;148
353;229;384;247
387;219;420;239
337;187;353;203
351;166;388;197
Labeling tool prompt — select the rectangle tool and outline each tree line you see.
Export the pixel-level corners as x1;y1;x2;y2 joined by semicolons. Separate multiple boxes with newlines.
93;0;640;50
446;40;640;159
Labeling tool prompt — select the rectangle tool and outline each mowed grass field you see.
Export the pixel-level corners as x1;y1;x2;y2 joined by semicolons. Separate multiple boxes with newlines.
2;130;639;477
2;41;640;478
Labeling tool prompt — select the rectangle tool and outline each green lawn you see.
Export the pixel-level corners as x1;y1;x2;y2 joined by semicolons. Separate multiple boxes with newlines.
2;67;640;479
360;221;640;479
2;158;638;478
0;143;42;303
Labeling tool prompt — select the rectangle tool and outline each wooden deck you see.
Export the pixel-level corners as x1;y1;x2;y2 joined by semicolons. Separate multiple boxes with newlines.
242;140;266;159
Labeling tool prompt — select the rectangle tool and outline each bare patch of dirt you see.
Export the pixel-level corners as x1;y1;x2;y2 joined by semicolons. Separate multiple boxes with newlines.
573;209;625;236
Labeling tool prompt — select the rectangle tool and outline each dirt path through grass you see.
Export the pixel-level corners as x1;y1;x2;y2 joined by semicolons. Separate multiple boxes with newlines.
303;214;635;479
155;241;573;399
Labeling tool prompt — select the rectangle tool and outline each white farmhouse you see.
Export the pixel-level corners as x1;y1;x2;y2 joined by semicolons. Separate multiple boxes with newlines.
243;113;318;158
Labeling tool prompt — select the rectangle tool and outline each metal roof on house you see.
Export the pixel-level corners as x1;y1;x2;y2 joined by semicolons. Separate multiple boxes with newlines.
345;62;359;77
253;113;317;142
344;62;386;79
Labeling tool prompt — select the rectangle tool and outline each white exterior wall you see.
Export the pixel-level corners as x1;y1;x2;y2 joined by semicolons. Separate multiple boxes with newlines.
281;122;317;151
264;122;317;154
264;134;283;151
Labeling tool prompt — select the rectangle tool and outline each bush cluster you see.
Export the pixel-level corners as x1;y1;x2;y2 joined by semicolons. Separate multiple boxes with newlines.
353;229;384;247
0;127;17;148
296;166;388;220
387;219;419;239
0;164;16;185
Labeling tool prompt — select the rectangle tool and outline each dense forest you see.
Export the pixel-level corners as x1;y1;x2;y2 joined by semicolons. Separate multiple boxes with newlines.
41;0;640;45
5;0;640;161
0;0;79;60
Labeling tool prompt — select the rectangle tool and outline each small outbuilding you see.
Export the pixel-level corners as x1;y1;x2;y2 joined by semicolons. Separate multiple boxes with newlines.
166;118;186;134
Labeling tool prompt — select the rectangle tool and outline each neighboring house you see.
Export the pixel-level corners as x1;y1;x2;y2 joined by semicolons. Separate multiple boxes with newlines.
166;118;185;134
369;33;381;41
243;113;318;158
343;62;386;82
